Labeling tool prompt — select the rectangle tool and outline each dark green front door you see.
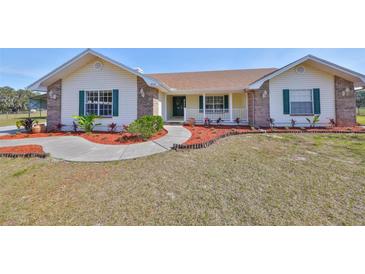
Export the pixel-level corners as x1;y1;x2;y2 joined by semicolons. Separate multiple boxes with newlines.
173;96;185;116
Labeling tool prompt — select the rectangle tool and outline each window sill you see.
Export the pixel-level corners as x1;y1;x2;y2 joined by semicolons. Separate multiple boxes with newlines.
290;114;314;116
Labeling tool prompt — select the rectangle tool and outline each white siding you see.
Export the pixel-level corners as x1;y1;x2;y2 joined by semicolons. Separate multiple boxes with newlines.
269;64;335;126
61;57;137;130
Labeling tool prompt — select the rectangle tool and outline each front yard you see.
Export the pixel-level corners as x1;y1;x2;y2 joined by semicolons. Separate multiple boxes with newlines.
0;133;364;225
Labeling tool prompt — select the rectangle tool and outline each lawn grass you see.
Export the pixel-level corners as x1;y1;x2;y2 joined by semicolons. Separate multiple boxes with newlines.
0;133;364;225
357;115;365;125
0;112;47;127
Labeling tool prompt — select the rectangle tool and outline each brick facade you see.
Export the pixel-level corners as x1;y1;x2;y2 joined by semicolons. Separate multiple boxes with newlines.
46;80;62;131
335;76;356;126
137;76;159;117
247;80;270;127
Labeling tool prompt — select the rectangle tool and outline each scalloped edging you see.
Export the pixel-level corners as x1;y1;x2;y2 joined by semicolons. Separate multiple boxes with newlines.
0;152;47;158
172;129;365;150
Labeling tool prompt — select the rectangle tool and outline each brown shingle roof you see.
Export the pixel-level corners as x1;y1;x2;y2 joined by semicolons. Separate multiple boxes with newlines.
147;68;277;91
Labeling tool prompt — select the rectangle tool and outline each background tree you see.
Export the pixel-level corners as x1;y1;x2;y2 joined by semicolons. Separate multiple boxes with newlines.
0;86;37;113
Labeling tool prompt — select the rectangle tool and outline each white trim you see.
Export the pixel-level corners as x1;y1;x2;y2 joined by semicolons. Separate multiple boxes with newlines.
203;93;206;118
249;55;365;89
229;93;233;122
84;89;113;117
164;94;167;121
245;93;248;121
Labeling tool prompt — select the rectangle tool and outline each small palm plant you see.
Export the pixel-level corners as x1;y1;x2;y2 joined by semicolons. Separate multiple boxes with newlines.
72;114;101;133
306;115;320;128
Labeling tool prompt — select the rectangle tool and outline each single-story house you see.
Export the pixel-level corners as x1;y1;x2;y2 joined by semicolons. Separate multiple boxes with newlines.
27;49;365;131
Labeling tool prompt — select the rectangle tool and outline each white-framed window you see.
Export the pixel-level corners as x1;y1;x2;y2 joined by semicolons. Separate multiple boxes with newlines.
85;90;113;117
206;96;224;113
290;89;313;115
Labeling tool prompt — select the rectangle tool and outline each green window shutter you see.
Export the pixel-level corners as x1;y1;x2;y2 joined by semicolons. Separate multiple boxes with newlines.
283;89;290;114
313;88;320;114
199;96;203;113
113;89;119;116
224;95;229;110
79;90;85;116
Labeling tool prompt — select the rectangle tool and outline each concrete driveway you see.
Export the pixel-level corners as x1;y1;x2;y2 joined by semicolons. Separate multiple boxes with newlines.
0;125;191;162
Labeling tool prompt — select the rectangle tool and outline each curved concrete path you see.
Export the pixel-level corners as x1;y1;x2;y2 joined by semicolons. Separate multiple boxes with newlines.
0;125;18;136
0;125;191;162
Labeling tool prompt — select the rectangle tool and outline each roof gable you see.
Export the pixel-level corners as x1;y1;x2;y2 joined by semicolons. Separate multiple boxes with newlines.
27;49;168;92
249;55;365;89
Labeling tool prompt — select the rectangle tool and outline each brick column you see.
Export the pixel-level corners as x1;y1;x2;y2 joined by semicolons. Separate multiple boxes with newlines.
247;80;270;127
46;80;62;132
335;76;356;126
137;76;159;117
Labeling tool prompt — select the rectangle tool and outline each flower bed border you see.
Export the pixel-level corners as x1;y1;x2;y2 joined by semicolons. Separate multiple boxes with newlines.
0;145;48;158
0;152;47;158
173;129;365;150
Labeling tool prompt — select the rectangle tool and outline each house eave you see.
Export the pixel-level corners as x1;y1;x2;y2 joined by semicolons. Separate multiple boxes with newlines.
166;88;245;95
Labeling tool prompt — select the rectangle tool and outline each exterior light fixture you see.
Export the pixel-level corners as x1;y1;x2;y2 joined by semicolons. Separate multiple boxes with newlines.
262;90;268;98
48;90;57;100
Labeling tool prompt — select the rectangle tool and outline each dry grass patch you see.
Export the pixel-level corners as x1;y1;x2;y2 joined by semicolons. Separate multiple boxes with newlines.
0;134;364;225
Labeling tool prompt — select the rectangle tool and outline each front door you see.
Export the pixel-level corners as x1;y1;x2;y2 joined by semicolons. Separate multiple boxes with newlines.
172;96;186;117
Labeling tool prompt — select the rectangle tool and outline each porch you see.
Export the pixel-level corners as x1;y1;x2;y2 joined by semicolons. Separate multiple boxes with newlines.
165;93;248;125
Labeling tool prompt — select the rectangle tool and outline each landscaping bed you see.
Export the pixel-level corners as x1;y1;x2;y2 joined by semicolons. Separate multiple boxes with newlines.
0;145;46;158
0;129;168;145
182;125;365;147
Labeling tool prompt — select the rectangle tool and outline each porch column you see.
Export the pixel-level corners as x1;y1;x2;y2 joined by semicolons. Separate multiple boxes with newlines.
164;94;167;121
203;93;206;118
229;93;233;122
184;107;187;121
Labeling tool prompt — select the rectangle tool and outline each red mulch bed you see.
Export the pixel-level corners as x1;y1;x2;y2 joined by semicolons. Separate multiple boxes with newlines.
0;145;46;158
183;125;365;145
0;129;168;145
184;126;251;145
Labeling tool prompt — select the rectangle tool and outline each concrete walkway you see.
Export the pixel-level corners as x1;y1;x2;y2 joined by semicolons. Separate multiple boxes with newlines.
0;125;18;136
0;125;191;162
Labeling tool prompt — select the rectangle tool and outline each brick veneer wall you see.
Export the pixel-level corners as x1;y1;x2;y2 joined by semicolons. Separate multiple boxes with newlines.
335;76;356;126
137;76;159;117
46;80;62;131
247;80;270;127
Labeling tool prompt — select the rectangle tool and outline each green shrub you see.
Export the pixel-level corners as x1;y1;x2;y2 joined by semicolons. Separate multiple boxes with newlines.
127;115;164;140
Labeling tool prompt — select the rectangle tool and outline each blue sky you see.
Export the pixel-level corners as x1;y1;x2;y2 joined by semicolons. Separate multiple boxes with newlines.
1;48;365;89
